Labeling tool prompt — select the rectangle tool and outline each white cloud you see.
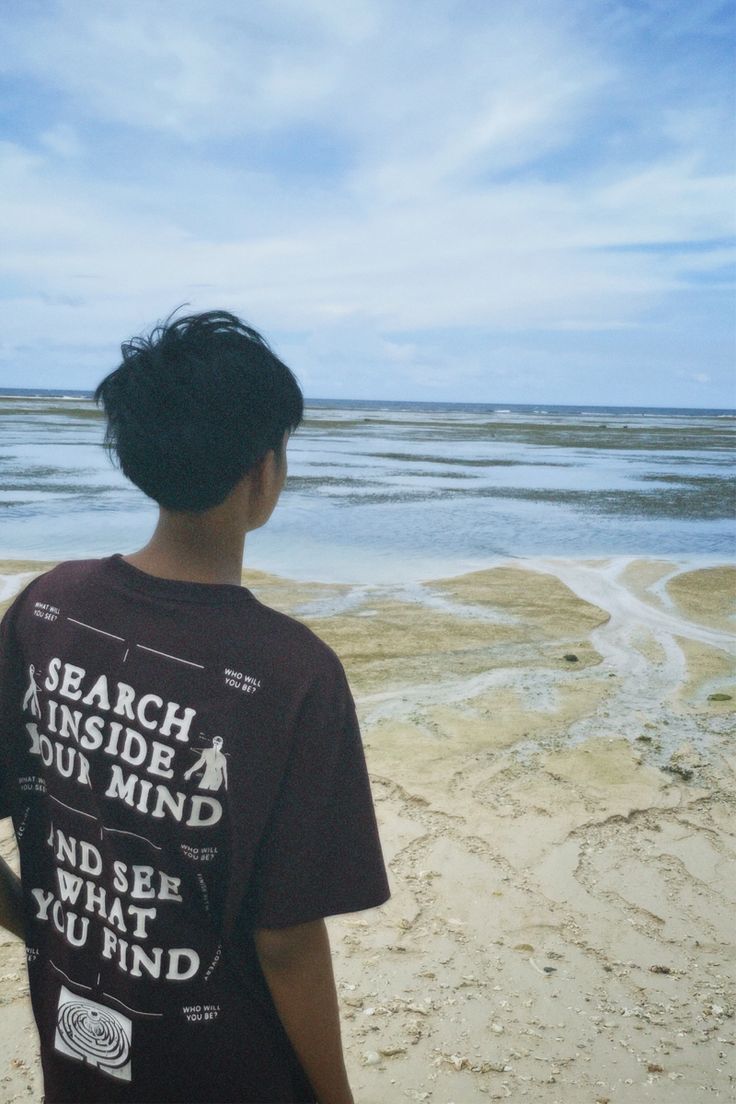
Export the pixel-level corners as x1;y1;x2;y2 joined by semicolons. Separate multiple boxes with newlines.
0;0;366;139
39;123;84;159
0;0;732;402
677;370;712;385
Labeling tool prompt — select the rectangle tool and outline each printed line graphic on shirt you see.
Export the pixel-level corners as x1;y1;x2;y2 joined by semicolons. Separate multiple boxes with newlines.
54;986;132;1082
21;653;230;993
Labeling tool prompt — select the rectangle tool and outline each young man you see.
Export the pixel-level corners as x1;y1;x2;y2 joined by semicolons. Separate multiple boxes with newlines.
0;311;390;1103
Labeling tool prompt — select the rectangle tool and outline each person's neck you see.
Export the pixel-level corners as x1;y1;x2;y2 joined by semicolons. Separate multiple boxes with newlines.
124;509;247;587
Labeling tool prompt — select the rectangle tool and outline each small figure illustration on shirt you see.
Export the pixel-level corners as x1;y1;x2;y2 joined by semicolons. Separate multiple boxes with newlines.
184;736;228;792
22;664;41;718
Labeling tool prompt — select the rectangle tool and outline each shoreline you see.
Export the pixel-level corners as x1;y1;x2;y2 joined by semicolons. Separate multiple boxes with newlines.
1;556;734;1102
1;548;735;589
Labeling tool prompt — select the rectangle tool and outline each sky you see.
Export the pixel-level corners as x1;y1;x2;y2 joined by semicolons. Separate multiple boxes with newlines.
0;0;734;407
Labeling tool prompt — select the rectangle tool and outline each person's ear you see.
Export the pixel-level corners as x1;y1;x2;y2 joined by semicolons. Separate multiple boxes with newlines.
263;447;280;482
255;448;284;503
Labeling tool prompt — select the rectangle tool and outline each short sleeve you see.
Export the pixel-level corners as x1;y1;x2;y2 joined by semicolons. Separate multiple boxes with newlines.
249;657;390;928
0;595;25;820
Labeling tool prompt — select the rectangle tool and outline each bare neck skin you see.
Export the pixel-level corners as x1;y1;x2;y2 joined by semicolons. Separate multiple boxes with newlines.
124;444;286;587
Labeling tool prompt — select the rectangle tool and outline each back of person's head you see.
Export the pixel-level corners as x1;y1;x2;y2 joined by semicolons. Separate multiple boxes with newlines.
95;309;304;512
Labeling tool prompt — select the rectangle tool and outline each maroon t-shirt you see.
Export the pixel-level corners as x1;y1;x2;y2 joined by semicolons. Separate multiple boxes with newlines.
0;555;390;1103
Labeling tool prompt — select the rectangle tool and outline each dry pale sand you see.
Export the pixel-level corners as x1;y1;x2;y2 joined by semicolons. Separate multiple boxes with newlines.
0;557;734;1104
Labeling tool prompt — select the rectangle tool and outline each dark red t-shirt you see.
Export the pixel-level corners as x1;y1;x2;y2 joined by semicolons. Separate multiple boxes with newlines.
0;555;390;1103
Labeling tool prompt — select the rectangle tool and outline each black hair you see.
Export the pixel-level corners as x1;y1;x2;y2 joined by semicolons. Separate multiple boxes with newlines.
95;309;304;512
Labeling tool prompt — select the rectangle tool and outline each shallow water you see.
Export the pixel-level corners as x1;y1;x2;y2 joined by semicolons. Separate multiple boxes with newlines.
0;395;733;582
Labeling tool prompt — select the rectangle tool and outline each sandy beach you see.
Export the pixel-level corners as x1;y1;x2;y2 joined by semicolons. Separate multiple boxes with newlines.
1;557;734;1103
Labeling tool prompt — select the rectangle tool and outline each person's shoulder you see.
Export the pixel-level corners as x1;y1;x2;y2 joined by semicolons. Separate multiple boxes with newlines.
1;560;103;644
247;595;345;683
41;557;102;580
2;558;97;613
20;557;104;599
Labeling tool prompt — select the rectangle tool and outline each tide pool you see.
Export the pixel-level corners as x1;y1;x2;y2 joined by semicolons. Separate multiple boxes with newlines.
0;394;733;582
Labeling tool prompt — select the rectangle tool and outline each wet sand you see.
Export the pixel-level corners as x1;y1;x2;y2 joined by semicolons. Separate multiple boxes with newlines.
1;557;734;1103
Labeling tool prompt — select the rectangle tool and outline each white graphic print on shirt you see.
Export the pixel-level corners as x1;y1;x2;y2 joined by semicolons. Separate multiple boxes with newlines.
21;646;231;1062
54;986;133;1082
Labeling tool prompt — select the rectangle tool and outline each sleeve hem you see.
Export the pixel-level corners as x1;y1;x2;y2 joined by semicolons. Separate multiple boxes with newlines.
251;886;391;930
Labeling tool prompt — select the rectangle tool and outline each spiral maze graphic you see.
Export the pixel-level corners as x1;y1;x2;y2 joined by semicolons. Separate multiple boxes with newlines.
54;989;132;1080
58;1001;129;1067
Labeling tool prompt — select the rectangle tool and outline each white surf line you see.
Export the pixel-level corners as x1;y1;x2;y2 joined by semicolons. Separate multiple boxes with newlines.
646;560;697;614
66;617;125;642
48;794;97;821
50;961;93;991
135;644;204;669
102;993;163;1018
395;581;520;625
516;557;734;747
0;571;38;603
527;558;686;713
294;585;376;619
360;557;734;733
359;664;566;725
648;559;736;629
525;557;736;653
584;559;680;682
103;826;162;851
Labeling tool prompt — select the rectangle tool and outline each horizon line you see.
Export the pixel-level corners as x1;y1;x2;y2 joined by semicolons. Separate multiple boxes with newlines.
0;388;734;415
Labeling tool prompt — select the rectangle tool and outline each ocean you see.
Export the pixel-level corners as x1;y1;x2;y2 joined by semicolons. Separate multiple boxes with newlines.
1;391;734;582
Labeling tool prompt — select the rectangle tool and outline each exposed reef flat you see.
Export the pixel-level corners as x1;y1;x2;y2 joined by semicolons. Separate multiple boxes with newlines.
1;557;734;1102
